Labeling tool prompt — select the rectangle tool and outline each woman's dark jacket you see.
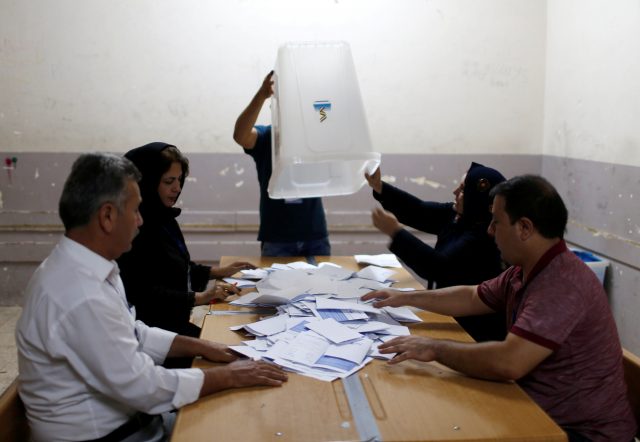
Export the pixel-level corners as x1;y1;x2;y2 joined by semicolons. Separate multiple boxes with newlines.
117;142;209;337
374;184;502;289
373;163;507;341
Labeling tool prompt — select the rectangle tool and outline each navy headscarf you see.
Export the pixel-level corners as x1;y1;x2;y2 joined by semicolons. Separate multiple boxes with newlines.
461;162;506;226
124;142;186;220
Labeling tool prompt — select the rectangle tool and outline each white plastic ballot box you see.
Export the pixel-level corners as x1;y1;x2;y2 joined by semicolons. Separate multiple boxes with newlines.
268;41;381;199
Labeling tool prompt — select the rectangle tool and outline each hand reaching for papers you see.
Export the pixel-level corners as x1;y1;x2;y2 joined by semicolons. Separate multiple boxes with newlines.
211;261;256;279
200;341;238;363
377;335;437;365
371;207;403;238
361;289;408;308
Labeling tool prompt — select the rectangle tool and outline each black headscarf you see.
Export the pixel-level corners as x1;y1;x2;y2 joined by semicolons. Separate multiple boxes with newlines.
124;142;184;220
461;162;506;226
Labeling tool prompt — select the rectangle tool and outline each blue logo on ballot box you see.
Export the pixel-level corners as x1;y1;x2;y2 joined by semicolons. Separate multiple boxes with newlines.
313;100;331;122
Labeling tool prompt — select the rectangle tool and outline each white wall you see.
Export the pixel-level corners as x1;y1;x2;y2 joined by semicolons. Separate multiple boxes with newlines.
543;0;640;166
0;0;546;155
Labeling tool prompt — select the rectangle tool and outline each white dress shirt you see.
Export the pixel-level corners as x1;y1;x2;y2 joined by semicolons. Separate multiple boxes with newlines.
16;236;204;441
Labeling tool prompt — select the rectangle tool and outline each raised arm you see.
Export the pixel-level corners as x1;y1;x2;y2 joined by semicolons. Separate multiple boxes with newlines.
233;71;274;150
371;181;454;235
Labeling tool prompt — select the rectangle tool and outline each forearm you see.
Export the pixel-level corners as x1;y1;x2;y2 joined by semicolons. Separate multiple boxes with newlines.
198;366;235;397
389;229;442;281
167;335;209;359
405;285;490;316
431;339;516;381
377;184;443;233
233;93;266;147
432;331;549;381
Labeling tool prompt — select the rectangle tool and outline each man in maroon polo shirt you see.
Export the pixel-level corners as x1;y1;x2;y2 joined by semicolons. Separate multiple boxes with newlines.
362;175;636;442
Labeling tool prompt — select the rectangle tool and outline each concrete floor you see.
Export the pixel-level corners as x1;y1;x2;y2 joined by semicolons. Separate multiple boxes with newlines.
0;306;21;395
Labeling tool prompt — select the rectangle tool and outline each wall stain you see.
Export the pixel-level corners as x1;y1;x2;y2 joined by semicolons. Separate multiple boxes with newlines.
381;175;396;184
235;180;244;188
570;219;640;249
408;177;445;189
219;166;230;176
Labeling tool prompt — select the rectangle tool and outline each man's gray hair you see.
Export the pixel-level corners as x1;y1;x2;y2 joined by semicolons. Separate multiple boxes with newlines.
59;153;141;230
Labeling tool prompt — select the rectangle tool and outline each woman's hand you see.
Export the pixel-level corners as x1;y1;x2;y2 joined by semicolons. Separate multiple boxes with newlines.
365;167;383;194
194;283;237;305
211;261;256;279
216;281;240;296
371;207;403;237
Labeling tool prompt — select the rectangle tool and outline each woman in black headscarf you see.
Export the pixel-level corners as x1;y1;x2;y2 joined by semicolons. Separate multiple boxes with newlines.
118;142;254;338
365;162;507;341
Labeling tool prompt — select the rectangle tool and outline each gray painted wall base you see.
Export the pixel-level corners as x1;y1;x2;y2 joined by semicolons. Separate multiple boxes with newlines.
2;152;639;354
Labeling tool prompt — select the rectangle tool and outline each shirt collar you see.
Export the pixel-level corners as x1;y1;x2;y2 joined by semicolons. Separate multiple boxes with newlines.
523;239;567;285
58;236;119;284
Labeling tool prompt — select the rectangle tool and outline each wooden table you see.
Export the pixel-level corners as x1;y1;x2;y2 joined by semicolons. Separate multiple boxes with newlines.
172;256;566;442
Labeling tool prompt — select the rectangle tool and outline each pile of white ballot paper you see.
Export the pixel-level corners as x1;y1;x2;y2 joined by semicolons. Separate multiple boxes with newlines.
220;259;421;382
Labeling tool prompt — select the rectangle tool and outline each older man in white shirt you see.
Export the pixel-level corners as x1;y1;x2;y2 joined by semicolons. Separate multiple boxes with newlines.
16;153;287;442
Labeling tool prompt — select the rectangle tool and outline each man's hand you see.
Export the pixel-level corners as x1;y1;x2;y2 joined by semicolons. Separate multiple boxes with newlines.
226;360;288;388
200;360;288;397
211;261;256;278
364;167;383;194
361;289;409;308
199;341;238;363
377;335;438;365
258;70;274;101
372;207;403;237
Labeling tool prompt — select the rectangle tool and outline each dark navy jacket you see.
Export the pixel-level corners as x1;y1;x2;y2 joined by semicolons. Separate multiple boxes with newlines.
373;182;506;341
118;143;208;337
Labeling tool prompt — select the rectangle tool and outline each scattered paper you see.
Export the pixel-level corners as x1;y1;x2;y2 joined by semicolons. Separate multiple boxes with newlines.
223;277;256;288
220;260;421;382
306;318;363;344
355;265;396;283
355;254;402;268
242;315;287;336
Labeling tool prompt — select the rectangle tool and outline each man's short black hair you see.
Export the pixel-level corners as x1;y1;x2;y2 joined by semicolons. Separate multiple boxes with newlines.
489;175;568;239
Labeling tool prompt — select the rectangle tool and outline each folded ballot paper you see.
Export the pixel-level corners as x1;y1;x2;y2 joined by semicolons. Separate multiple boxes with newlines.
355;253;402;268
225;261;421;381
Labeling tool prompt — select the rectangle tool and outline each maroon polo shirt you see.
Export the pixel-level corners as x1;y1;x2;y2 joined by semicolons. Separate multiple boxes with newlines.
478;240;636;441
